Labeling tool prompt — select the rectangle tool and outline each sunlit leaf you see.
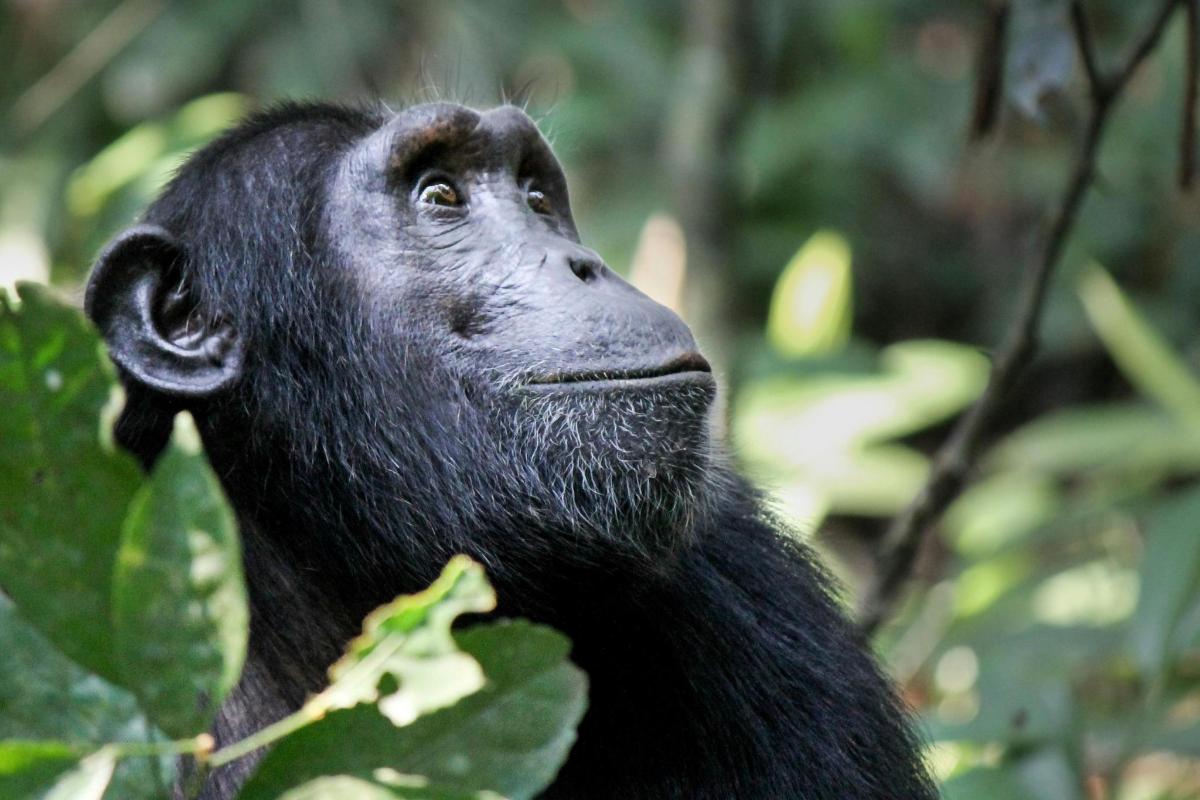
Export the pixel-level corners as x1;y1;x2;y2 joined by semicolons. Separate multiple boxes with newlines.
953;553;1033;619
239;621;587;800
734;339;987;518
112;412;247;738
0;284;141;684
1031;560;1137;627
987;403;1200;478
736;340;988;462
1079;264;1200;429
41;747;116;800
321;556;496;725
810;444;930;517
66;93;247;220
767;230;853;358
945;474;1060;557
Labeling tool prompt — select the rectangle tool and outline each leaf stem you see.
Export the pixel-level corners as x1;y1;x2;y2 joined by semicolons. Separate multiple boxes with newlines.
110;735;209;759
208;702;326;768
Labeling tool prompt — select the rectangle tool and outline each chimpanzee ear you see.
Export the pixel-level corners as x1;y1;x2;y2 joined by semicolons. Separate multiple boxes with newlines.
85;224;243;397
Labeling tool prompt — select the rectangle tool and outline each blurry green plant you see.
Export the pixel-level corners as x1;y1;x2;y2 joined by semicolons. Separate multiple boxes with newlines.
909;264;1200;798
64;93;249;269
736;230;990;527
0;284;587;799
735;227;1200;795
766;230;854;358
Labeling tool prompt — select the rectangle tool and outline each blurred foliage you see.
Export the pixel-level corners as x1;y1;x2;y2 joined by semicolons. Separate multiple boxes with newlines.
3;0;1200;797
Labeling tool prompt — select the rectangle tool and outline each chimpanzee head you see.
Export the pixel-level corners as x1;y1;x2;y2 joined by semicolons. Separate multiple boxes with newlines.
86;103;719;562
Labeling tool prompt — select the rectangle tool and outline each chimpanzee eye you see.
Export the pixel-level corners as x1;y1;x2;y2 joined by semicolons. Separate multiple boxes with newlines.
418;181;461;207
527;188;552;215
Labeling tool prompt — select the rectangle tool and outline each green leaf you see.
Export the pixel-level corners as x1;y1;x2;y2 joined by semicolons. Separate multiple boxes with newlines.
767;230;854;358
42;746;116;800
0;742;82;799
0;284;142;683
945;474;1059;558
1079;264;1200;429
112;412;247;738
736;340;988;464
321;555;496;725
1129;486;1200;677
986;403;1200;478
238;621;587;800
734;339;988;520
0;598;172;797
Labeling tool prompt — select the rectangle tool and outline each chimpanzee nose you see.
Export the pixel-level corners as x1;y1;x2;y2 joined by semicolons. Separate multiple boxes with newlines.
568;253;605;283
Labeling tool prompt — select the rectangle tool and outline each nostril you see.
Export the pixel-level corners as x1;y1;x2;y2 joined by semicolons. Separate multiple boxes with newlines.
569;257;603;283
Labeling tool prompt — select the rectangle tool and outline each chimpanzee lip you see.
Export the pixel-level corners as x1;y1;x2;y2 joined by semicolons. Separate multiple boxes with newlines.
526;352;713;387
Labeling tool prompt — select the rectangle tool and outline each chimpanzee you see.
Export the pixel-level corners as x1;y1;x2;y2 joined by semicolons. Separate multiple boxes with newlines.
85;102;936;799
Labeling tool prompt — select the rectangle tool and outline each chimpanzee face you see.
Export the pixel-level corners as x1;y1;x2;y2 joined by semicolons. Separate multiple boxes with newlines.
325;105;720;539
329;103;713;397
87;103;719;545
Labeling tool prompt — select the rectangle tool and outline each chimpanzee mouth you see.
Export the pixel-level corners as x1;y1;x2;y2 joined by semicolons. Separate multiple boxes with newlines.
524;352;714;390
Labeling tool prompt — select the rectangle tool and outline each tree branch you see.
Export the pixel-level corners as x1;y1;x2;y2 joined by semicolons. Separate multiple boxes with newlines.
969;1;1011;140
1070;1;1104;101
859;0;1186;635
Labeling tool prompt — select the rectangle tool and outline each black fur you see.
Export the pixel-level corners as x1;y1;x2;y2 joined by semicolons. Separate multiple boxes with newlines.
90;102;937;799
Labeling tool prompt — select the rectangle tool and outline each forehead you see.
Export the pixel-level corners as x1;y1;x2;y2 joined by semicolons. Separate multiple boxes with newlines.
382;103;548;170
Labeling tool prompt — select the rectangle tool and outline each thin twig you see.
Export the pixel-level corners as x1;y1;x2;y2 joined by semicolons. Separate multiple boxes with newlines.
1070;1;1104;101
969;0;1011;140
1182;0;1199;188
10;0;165;135
859;0;1186;635
1112;1;1183;92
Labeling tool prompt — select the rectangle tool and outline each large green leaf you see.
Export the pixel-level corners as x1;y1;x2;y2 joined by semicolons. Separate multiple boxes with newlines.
0;284;141;683
237;621;587;800
0;742;81;799
112;412;247;738
0;598;171;798
985;403;1200;479
1129;486;1200;677
0;743;121;800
